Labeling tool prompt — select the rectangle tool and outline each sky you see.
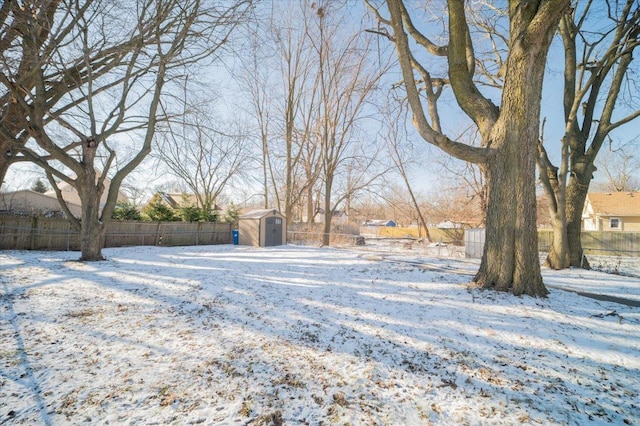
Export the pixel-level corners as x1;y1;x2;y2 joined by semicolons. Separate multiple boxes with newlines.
3;1;640;201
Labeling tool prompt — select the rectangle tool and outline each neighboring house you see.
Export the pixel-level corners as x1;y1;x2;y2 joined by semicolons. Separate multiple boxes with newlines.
582;192;640;231
1;176;127;218
436;220;465;229
308;208;349;225
0;189;82;217
145;192;220;211
362;219;397;227
44;179;128;214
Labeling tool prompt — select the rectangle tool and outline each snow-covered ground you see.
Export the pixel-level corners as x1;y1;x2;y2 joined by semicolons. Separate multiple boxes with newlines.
1;244;639;425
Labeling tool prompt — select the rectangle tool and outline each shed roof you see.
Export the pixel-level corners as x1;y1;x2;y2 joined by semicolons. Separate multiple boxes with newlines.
239;209;282;220
363;219;396;226
587;192;640;216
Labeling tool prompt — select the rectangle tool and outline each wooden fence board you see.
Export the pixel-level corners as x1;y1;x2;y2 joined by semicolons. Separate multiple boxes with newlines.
538;230;640;257
0;216;231;251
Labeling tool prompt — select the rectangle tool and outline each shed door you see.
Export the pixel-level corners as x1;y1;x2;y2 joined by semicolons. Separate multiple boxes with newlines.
265;217;283;246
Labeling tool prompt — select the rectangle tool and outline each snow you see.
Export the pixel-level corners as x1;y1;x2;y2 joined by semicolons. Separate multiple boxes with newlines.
1;244;639;425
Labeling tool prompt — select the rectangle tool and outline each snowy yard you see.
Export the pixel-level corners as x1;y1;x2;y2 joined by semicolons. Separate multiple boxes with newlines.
1;244;639;425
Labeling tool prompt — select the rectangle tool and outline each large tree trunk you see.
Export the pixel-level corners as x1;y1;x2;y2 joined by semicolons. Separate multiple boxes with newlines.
473;19;551;297
475;133;546;296
545;161;593;269
0;147;9;189
545;216;570;269
384;0;568;296
80;212;106;261
78;194;107;261
77;152;107;261
565;175;591;268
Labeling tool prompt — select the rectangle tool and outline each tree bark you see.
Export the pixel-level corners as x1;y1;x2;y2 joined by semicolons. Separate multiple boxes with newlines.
475;132;546;296
77;144;107;261
545;215;570;269
470;5;555;296
322;178;332;246
565;175;591;268
79;196;107;261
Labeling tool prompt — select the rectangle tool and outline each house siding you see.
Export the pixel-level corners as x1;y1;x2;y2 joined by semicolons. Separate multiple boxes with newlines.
582;193;640;231
0;190;82;217
599;216;640;232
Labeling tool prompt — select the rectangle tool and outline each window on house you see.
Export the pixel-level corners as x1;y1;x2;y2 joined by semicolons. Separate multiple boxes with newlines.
610;218;621;230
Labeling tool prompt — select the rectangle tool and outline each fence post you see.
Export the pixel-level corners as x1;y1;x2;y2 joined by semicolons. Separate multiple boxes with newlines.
29;216;37;250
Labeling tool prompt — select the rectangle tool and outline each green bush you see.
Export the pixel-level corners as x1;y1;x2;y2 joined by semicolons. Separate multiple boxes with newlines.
223;202;240;226
112;201;142;221
142;200;179;221
180;205;202;222
179;205;219;222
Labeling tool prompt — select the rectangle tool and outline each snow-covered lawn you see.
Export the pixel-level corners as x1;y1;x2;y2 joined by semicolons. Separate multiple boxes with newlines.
1;245;639;425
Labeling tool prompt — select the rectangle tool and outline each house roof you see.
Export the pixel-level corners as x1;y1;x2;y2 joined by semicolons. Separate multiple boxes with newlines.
44;177;128;206
315;208;347;217
363;219;396;226
239;209;283;220
587;192;640;216
436;220;464;229
151;192;221;210
0;189;82;216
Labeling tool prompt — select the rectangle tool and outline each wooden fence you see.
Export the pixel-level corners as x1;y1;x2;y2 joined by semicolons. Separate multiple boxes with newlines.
0;216;232;251
466;228;640;258
538;230;640;257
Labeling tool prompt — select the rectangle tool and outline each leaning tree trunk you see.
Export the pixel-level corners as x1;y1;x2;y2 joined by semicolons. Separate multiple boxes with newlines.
543;183;570;269
545;213;570;269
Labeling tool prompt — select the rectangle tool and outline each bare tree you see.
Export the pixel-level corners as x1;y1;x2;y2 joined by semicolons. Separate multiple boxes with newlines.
0;1;59;186
380;102;432;240
537;0;640;269
153;103;252;218
237;1;319;220
369;0;569;296
238;19;276;210
593;145;640;192
424;184;484;228
311;2;390;245
1;0;250;260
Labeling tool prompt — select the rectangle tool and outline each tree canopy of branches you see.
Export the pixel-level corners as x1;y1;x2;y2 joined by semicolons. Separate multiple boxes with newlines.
594;146;640;192
238;1;319;221
238;1;390;244
0;0;250;260
370;0;570;296
153;103;252;219
537;0;640;270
